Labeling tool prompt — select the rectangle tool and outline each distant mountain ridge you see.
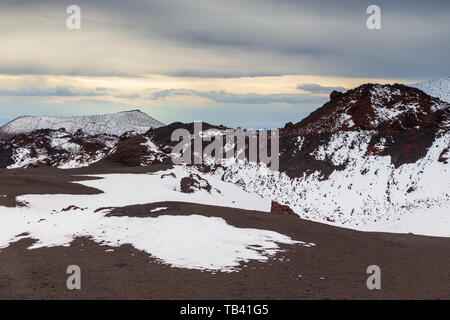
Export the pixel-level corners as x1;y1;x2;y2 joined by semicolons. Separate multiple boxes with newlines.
0;110;164;138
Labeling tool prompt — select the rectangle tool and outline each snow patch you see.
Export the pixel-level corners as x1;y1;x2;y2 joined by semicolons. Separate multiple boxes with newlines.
150;207;168;212
0;169;308;272
412;77;450;103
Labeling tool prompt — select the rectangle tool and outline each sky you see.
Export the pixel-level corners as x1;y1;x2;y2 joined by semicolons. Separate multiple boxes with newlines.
0;0;449;128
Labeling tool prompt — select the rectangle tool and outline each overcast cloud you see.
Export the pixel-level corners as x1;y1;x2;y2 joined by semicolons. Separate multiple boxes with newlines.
0;0;448;78
0;0;448;127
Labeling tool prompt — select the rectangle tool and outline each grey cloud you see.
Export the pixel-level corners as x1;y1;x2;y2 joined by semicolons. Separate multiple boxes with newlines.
0;65;136;78
0;87;104;97
115;93;140;99
0;86;140;99
1;0;449;79
149;89;326;105
164;70;286;79
99;0;450;79
296;83;348;94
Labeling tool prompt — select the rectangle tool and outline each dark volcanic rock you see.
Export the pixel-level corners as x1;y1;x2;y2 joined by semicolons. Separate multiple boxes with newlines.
0;128;121;169
277;83;450;177
438;148;449;163
330;90;343;100
270;201;298;217
109;135;148;167
161;172;176;179
0;144;13;168
287;83;449;135
108;133;169;167
373;129;437;167
180;174;212;194
279;132;346;179
151;122;228;147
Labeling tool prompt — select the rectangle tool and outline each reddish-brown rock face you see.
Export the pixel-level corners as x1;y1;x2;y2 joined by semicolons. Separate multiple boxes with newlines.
270;201;298;217
109;135;148;167
180;174;212;194
0;129;118;169
278;83;450;177
287;83;448;135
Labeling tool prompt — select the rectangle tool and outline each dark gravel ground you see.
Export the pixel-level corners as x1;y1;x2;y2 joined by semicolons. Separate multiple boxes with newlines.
0;167;449;299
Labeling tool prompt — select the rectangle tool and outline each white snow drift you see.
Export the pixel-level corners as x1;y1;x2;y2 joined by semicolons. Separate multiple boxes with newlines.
0;167;311;272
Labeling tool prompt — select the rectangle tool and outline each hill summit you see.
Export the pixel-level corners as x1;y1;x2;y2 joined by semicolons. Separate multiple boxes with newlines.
0;110;165;137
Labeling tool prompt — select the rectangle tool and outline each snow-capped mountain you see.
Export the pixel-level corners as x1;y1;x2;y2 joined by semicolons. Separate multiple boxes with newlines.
0;110;164;138
411;77;450;103
218;83;449;235
287;83;448;135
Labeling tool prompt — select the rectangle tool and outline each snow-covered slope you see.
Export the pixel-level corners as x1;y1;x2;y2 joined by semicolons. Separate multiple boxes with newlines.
0;166;312;272
0;110;164;137
1;129;119;169
0;128;171;169
166;83;448;236
220;130;449;236
411;77;450;103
